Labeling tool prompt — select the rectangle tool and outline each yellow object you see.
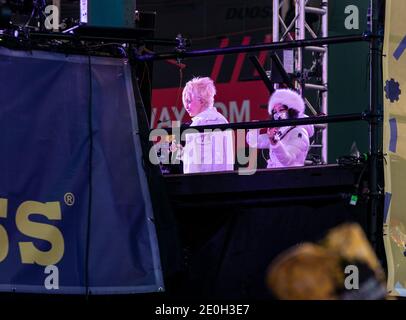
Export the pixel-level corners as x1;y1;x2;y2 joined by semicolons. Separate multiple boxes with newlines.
267;243;343;300
322;224;385;282
267;223;386;300
383;0;406;297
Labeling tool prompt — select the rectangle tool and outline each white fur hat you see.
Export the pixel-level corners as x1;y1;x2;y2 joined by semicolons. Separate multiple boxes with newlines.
268;89;305;115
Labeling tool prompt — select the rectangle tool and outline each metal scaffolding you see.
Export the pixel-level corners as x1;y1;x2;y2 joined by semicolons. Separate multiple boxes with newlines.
273;0;328;164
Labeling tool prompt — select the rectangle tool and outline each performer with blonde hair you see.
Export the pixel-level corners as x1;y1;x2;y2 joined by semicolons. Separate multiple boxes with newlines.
175;77;234;174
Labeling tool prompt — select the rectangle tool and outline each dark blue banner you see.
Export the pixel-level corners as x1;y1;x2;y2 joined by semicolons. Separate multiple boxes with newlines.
0;47;163;294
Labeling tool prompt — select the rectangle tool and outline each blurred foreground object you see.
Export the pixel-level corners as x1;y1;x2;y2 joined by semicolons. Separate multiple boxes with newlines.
267;223;387;300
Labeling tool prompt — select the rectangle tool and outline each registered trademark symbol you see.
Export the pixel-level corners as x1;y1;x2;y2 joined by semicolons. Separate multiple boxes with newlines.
64;193;75;206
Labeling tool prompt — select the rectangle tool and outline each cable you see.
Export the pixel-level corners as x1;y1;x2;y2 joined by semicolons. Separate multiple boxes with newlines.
24;4;37;28
355;162;368;194
174;63;183;109
139;60;148;88
261;148;269;164
142;60;153;129
84;54;94;297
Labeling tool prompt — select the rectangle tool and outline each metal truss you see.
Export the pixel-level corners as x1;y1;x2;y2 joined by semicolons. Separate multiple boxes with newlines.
273;0;328;164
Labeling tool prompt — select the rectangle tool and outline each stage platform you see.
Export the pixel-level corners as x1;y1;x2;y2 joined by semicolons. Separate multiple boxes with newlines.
162;164;373;299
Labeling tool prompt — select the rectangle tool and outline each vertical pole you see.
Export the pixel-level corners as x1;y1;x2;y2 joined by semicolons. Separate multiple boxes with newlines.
296;0;305;94
369;0;382;250
273;0;280;90
273;0;280;43
322;0;328;164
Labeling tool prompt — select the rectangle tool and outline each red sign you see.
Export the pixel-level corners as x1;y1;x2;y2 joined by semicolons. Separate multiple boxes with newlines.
150;35;273;128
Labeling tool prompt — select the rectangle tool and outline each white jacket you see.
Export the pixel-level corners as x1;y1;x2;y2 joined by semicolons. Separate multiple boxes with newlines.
246;124;314;169
183;107;234;174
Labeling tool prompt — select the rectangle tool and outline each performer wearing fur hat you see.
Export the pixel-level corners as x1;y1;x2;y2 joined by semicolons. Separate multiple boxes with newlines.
246;89;314;168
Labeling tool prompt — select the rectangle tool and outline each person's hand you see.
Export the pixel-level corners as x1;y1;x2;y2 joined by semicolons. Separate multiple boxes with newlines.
170;140;183;153
267;128;280;145
267;127;278;139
